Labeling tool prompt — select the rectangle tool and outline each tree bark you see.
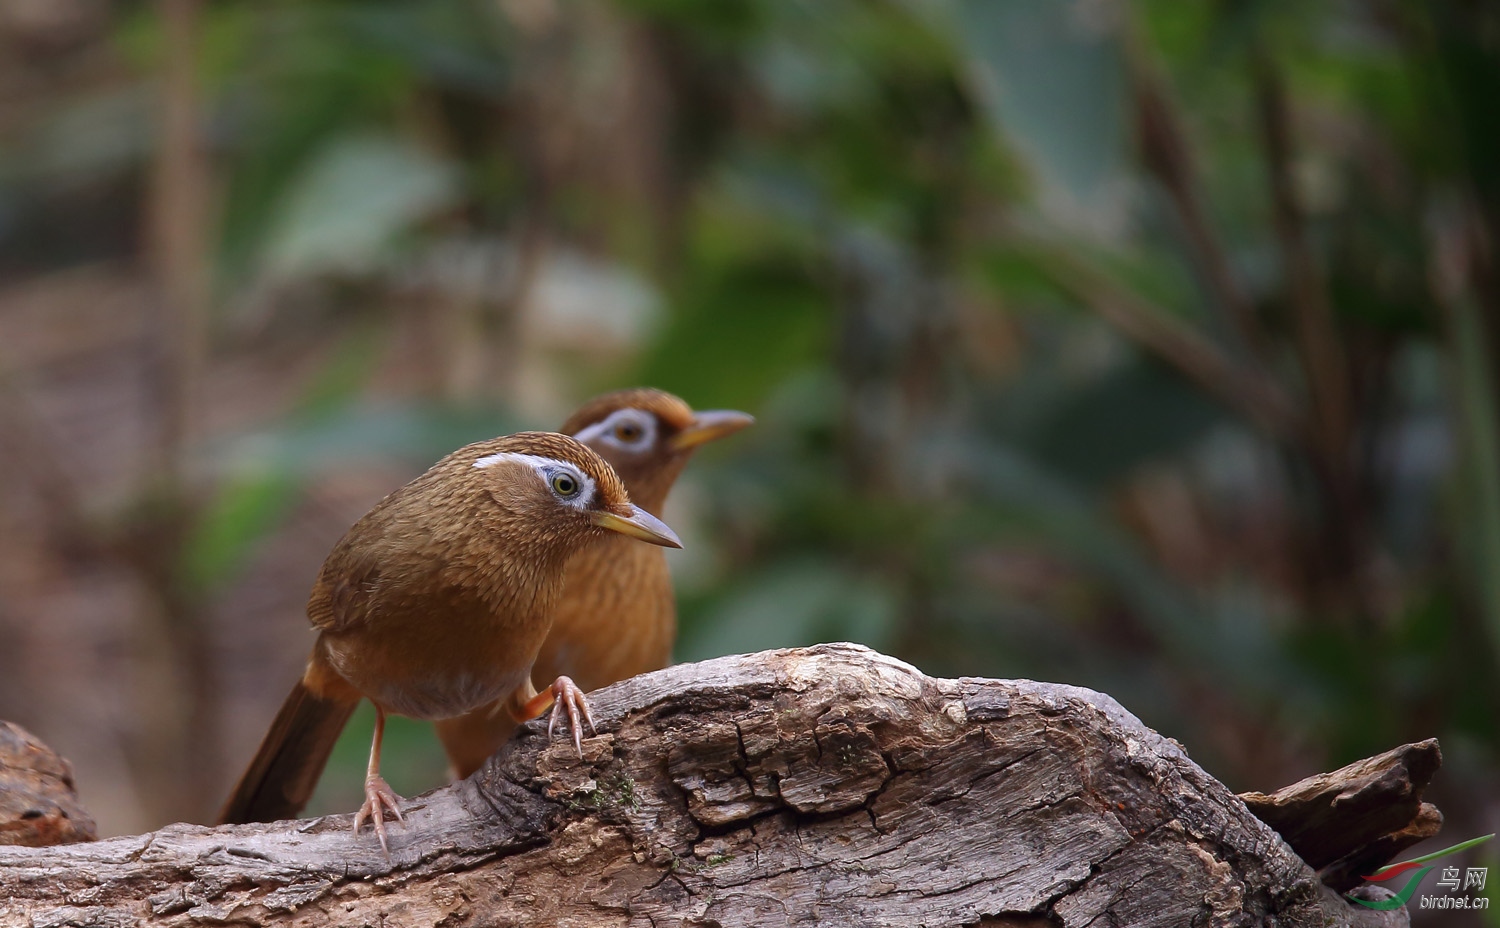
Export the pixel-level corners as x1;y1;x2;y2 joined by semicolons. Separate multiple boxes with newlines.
1239;739;1442;892
0;722;95;848
0;644;1411;926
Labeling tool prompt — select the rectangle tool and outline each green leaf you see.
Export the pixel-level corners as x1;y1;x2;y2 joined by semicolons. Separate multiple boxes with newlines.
217;402;524;478
1026;359;1223;487
261;133;458;280
949;0;1132;237
181;472;300;596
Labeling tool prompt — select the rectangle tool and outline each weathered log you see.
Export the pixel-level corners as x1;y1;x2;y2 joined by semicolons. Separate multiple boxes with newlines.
1239;739;1443;892
0;721;95;848
0;644;1411;926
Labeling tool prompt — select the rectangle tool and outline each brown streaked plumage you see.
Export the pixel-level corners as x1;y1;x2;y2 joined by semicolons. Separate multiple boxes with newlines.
434;390;753;779
217;431;681;852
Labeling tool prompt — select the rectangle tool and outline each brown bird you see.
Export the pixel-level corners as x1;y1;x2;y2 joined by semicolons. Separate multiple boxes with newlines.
433;389;753;779
217;431;681;851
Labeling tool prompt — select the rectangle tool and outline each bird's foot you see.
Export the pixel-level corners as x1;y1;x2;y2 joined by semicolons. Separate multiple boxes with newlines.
354;774;405;855
545;676;597;757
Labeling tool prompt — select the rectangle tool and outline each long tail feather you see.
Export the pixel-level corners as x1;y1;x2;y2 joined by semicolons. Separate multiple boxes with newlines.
217;679;358;825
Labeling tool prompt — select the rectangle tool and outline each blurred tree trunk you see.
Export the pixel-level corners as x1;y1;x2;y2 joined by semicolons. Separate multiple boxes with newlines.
132;0;218;825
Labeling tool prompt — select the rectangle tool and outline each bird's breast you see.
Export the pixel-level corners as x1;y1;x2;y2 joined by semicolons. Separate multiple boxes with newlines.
533;533;675;689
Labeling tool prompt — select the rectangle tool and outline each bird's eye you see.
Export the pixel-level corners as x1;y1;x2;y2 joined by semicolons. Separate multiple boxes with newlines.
614;422;643;443
551;472;579;498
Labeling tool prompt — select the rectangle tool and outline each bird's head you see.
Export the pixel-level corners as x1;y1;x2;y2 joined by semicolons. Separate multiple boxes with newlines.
465;431;681;554
562;388;754;513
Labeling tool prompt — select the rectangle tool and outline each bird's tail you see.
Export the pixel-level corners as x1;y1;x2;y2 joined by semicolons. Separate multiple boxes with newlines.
217;677;359;825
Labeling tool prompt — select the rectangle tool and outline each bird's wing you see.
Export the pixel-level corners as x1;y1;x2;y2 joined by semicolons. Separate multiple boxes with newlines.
306;553;383;634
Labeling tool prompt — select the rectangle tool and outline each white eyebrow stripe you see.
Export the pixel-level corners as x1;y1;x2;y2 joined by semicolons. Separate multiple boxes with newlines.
472;451;596;509
474;451;562;470
571;419;610;445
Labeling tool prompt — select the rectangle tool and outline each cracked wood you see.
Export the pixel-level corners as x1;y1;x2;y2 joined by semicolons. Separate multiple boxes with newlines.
0;644;1407;926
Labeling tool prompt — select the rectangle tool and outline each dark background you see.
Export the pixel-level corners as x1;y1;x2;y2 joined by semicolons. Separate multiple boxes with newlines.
0;0;1495;918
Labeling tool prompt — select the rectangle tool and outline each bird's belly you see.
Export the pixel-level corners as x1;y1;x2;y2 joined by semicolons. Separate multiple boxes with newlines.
323;632;536;721
368;668;526;721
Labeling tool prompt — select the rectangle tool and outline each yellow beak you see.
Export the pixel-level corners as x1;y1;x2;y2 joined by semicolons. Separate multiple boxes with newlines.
669;409;755;452
592;505;683;548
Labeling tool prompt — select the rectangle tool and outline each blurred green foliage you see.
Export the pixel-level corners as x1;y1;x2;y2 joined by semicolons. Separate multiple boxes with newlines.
3;0;1499;895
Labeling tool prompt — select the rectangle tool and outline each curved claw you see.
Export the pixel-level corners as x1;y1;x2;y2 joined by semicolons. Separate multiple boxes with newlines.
354;775;405;856
544;676;597;757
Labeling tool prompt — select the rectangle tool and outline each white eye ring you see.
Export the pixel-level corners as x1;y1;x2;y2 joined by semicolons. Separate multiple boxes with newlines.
575;408;656;452
474;453;596;509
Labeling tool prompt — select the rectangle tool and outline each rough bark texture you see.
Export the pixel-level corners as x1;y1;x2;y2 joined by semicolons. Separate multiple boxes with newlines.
1239;739;1443;892
0;644;1408;926
0;721;96;848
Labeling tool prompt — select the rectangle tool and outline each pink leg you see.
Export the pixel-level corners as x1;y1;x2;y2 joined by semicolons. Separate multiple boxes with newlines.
352;706;405;854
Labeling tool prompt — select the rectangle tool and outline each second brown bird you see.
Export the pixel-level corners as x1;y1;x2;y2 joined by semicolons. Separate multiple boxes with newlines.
434;389;753;778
